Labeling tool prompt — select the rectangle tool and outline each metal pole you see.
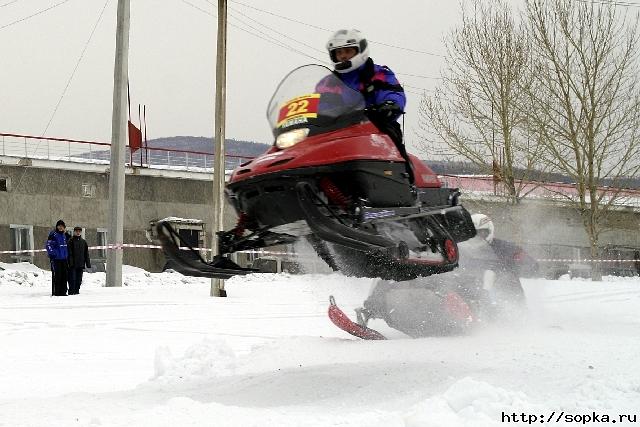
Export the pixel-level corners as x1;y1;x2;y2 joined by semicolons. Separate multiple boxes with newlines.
211;0;227;297
106;0;130;287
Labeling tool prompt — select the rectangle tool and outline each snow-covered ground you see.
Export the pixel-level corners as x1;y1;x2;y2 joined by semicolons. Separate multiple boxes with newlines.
1;264;639;426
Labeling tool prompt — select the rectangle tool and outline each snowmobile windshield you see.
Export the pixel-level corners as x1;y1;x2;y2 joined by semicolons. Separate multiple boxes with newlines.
267;65;367;139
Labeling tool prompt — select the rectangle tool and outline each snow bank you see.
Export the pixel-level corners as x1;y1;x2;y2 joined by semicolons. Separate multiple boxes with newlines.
0;261;43;274
153;338;237;382
0;268;44;287
405;377;533;427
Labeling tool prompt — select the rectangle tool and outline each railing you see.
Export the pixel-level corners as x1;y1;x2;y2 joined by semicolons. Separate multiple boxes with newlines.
0;132;255;171
440;174;640;206
3;132;639;204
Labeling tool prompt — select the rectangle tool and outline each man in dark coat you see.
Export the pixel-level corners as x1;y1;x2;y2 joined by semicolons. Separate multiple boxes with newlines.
46;220;69;296
67;226;91;295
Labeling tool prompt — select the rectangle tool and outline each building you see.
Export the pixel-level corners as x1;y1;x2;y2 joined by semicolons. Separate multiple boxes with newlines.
0;156;237;272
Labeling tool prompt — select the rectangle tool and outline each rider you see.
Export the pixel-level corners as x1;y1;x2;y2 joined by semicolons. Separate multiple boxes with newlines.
471;213;538;277
325;29;413;182
354;214;537;337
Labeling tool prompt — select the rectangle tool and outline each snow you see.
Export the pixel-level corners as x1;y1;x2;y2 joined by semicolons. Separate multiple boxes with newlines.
0;261;44;274
1;264;639;426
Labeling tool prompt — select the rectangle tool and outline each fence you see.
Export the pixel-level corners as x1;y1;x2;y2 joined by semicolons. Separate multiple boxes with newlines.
0;133;254;171
440;174;640;207
5;132;639;202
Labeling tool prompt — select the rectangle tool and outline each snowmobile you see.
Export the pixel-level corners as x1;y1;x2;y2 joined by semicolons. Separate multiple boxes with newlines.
335;236;530;339
157;65;476;334
157;64;475;281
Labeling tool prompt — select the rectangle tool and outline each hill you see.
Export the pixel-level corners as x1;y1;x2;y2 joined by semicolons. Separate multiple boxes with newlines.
146;136;270;158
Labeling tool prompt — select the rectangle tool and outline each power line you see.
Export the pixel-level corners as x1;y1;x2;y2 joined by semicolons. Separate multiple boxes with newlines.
573;0;640;7
403;83;436;93
229;0;447;58
12;0;110;194
179;0;328;63
0;0;19;7
396;72;443;80
212;1;444;77
230;0;330;31
41;0;110;136
370;40;446;57
226;3;327;56
227;12;328;64
0;0;72;31
181;0;440;93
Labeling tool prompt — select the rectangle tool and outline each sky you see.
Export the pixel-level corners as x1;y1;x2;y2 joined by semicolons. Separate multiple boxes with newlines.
1;0;466;152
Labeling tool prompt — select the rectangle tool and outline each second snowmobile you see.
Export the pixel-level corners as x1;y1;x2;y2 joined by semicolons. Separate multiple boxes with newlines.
330;215;538;340
157;65;476;282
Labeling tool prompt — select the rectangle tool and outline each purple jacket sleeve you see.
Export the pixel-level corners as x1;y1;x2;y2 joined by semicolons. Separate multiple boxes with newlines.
371;65;406;111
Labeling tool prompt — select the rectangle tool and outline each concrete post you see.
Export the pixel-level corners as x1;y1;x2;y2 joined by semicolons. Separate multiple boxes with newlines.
106;0;130;287
211;0;227;297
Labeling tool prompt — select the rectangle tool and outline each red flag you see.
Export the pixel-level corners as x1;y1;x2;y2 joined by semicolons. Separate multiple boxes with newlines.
128;120;142;153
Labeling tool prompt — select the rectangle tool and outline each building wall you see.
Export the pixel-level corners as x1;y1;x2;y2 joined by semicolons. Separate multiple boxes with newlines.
0;161;237;271
2;159;639;274
464;198;640;257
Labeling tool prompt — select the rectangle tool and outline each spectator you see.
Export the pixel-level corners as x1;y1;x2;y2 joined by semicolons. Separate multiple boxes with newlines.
46;220;69;296
68;227;91;295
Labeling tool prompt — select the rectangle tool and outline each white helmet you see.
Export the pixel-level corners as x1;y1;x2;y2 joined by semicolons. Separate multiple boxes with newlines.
326;29;370;73
471;213;495;243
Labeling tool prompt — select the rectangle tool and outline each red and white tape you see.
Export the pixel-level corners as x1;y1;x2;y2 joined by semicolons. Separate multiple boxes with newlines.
536;259;640;263
0;245;294;256
1;246;638;263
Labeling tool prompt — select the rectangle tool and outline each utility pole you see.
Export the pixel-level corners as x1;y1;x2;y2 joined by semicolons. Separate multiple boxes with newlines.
106;0;130;287
211;0;227;297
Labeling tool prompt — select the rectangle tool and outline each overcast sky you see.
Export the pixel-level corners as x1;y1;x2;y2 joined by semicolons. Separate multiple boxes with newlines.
1;0;469;153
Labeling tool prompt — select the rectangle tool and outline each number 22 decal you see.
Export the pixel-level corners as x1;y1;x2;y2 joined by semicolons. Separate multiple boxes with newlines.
286;99;309;117
276;93;320;128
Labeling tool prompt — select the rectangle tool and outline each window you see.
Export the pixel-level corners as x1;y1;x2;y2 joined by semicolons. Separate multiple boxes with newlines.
82;183;96;198
9;224;33;263
97;228;108;259
0;177;8;192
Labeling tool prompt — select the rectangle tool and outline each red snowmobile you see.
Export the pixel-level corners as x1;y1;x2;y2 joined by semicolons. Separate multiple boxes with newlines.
157;64;475;294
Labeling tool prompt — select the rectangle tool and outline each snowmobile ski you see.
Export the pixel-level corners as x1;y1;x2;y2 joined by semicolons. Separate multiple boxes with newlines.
156;221;257;279
328;296;386;340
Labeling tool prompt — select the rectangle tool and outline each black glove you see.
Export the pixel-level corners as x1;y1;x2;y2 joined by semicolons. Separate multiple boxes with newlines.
366;101;403;122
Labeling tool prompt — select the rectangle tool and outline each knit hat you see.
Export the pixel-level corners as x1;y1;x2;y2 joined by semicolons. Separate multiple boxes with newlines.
56;220;66;228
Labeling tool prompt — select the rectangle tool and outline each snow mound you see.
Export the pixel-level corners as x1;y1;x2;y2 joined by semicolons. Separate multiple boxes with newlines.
152;338;237;382
0;262;44;274
122;264;151;275
405;377;535;427
0;269;45;287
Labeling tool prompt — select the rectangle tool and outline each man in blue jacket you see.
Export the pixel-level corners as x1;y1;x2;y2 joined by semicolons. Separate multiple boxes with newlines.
325;29;412;182
46;220;69;296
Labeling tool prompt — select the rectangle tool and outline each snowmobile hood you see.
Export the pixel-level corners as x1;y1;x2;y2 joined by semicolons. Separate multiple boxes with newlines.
229;122;403;183
230;122;442;188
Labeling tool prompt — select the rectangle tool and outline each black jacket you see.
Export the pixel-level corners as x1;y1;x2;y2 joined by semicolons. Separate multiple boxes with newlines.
490;238;538;277
68;236;91;269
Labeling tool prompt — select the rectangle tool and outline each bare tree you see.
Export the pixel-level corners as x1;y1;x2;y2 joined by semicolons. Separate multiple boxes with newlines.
525;0;640;277
418;0;544;204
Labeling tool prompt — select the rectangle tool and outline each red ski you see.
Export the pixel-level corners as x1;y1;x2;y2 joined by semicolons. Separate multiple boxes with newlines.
328;296;386;340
